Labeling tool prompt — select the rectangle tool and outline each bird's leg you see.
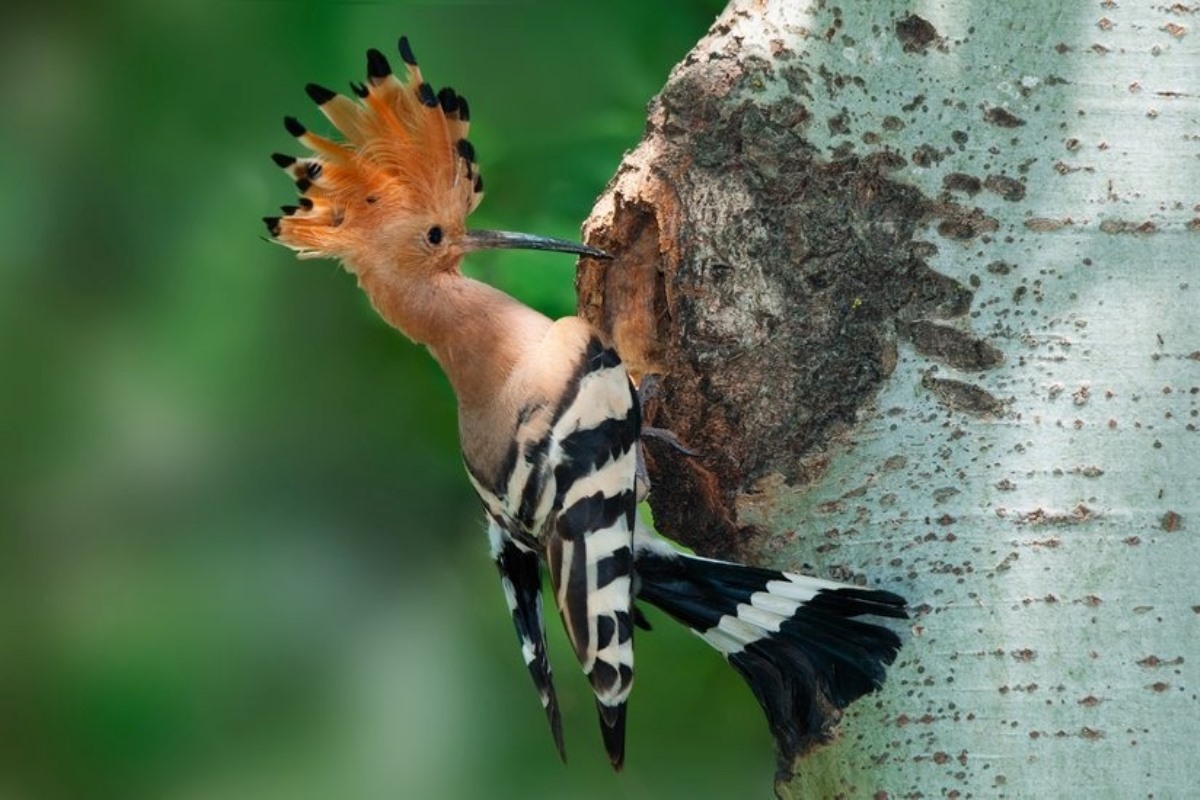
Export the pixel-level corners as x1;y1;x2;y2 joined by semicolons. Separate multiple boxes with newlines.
636;374;699;457
633;374;697;502
641;426;698;456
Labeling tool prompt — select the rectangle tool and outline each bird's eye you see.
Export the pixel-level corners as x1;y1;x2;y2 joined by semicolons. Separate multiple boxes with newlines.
427;225;444;245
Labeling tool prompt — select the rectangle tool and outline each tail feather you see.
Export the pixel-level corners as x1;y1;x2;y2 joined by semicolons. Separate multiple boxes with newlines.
633;538;906;777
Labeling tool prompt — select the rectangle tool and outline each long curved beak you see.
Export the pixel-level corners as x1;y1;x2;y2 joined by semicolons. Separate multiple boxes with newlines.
464;229;611;260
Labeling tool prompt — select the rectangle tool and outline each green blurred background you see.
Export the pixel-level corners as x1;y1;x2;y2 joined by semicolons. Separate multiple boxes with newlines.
0;1;783;797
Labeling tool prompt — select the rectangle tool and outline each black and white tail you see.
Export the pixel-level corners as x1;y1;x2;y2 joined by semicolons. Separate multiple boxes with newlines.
632;532;907;777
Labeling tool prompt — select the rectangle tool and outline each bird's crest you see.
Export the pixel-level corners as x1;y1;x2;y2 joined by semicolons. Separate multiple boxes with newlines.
265;38;482;264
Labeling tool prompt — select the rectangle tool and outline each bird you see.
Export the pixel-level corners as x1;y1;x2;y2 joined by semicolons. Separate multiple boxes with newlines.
264;36;908;776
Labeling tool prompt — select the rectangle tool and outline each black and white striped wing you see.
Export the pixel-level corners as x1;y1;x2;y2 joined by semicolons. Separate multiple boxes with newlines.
544;338;640;770
487;518;565;761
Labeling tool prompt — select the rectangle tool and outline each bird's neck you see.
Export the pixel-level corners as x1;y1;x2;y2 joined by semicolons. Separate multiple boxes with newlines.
358;268;552;408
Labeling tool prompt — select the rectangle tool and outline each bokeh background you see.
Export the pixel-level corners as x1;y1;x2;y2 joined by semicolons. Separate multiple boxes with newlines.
0;1;789;798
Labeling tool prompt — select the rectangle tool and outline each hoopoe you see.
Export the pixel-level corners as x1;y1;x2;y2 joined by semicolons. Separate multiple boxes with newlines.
264;37;907;774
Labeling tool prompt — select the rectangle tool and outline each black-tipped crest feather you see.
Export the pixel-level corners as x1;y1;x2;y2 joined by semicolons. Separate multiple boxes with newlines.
365;48;391;80
283;116;306;137
398;35;417;66
417;82;437;107
305;82;337;105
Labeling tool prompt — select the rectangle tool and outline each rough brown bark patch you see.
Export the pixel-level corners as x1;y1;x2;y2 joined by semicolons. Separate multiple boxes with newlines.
580;24;997;564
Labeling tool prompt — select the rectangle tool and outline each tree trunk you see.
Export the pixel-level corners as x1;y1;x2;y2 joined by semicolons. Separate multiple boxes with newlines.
580;0;1199;796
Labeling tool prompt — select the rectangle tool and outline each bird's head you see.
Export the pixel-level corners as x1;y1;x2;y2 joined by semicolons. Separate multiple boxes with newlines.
265;38;607;283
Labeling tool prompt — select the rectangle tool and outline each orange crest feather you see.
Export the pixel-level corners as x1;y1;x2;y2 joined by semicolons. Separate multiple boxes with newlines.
266;38;483;264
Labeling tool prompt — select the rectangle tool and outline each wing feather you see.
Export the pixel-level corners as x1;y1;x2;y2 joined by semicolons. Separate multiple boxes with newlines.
542;336;640;769
487;518;565;761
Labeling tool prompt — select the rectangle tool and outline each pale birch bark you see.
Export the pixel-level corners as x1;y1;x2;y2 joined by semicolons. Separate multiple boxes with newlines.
581;1;1200;796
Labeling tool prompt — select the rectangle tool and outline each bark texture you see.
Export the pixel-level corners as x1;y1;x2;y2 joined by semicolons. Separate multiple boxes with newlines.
580;0;1200;796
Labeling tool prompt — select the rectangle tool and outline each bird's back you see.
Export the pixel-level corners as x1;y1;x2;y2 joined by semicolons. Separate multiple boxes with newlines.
462;316;641;768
